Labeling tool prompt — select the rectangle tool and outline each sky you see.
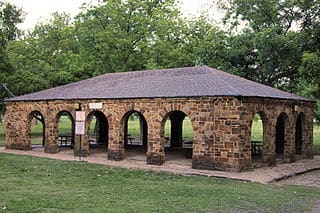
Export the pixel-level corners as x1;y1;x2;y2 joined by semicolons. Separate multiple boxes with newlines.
5;0;223;31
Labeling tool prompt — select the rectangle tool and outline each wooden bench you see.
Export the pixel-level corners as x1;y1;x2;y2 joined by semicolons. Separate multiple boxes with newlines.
251;141;263;155
58;135;74;148
183;140;193;158
125;134;135;145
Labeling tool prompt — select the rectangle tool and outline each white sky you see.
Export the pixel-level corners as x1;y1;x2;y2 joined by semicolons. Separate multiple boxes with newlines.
5;0;223;31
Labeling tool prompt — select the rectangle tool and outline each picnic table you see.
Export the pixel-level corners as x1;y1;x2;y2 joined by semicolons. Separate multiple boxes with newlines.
183;140;193;158
58;134;74;148
251;141;263;155
125;134;135;145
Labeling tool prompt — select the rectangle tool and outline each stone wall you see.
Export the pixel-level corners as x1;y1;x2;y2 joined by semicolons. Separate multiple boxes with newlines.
240;97;314;169
5;96;314;171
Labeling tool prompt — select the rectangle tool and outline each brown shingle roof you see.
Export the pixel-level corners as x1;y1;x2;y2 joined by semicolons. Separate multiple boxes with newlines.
8;66;310;101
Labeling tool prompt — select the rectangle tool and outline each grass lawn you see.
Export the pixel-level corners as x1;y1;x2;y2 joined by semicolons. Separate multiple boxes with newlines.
0;122;4;147
0;153;319;212
313;124;320;154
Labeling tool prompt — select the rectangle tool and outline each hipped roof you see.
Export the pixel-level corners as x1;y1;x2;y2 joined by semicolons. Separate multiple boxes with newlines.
8;66;310;102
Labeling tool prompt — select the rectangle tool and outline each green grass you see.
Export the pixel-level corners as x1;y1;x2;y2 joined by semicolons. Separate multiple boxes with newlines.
0;153;319;212
0;122;5;147
251;117;263;142
313;124;320;154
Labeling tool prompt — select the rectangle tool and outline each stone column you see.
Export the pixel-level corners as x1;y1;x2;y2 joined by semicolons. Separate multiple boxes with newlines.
192;135;215;170
73;133;89;157
146;121;164;165
45;118;59;154
303;112;314;158
73;110;89;157
5;103;32;150
285;117;296;163
107;123;125;161
6;117;31;150
262;118;276;165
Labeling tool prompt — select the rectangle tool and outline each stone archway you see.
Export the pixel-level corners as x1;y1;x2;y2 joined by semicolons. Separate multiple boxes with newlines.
275;112;288;157
120;110;148;159
250;112;266;161
86;110;109;152
56;111;74;148
123;111;148;147
161;110;194;160
27;111;45;148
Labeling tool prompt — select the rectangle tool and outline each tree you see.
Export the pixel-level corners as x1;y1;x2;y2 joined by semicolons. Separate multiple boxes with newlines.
0;2;24;118
298;52;320;121
0;2;24;47
220;0;320;120
7;0;198;95
6;12;80;95
183;16;230;69
221;0;302;33
73;0;188;74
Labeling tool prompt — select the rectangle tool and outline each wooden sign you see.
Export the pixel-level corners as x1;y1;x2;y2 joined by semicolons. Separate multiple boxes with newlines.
89;102;103;109
76;111;86;122
75;121;85;135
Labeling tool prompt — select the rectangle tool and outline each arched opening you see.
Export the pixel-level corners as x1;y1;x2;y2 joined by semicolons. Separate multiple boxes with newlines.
275;113;287;157
250;113;264;160
57;111;74;148
28;111;45;148
295;113;304;155
87;111;109;152
122;111;148;159
163;110;193;160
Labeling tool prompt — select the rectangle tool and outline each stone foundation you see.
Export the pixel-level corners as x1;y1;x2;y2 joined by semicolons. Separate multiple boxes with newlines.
108;149;124;161
45;144;59;154
146;153;165;165
192;156;215;170
8;142;31;151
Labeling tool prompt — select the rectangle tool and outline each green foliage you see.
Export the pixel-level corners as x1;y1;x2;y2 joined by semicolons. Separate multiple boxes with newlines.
220;0;320;112
0;2;24;115
73;0;185;73
6;13;79;95
298;52;320;121
0;2;24;47
251;114;263;142
314;124;320;154
221;0;320;34
1;0;319;124
1;153;320;212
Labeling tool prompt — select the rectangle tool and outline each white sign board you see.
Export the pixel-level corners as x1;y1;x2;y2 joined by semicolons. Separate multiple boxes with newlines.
75;121;85;135
89;102;103;109
76;111;86;122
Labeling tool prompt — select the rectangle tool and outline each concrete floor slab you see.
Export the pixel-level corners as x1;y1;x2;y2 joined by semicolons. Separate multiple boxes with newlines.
0;147;319;184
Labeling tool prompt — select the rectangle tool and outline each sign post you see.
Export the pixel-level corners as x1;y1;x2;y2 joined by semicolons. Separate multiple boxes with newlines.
75;111;85;162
